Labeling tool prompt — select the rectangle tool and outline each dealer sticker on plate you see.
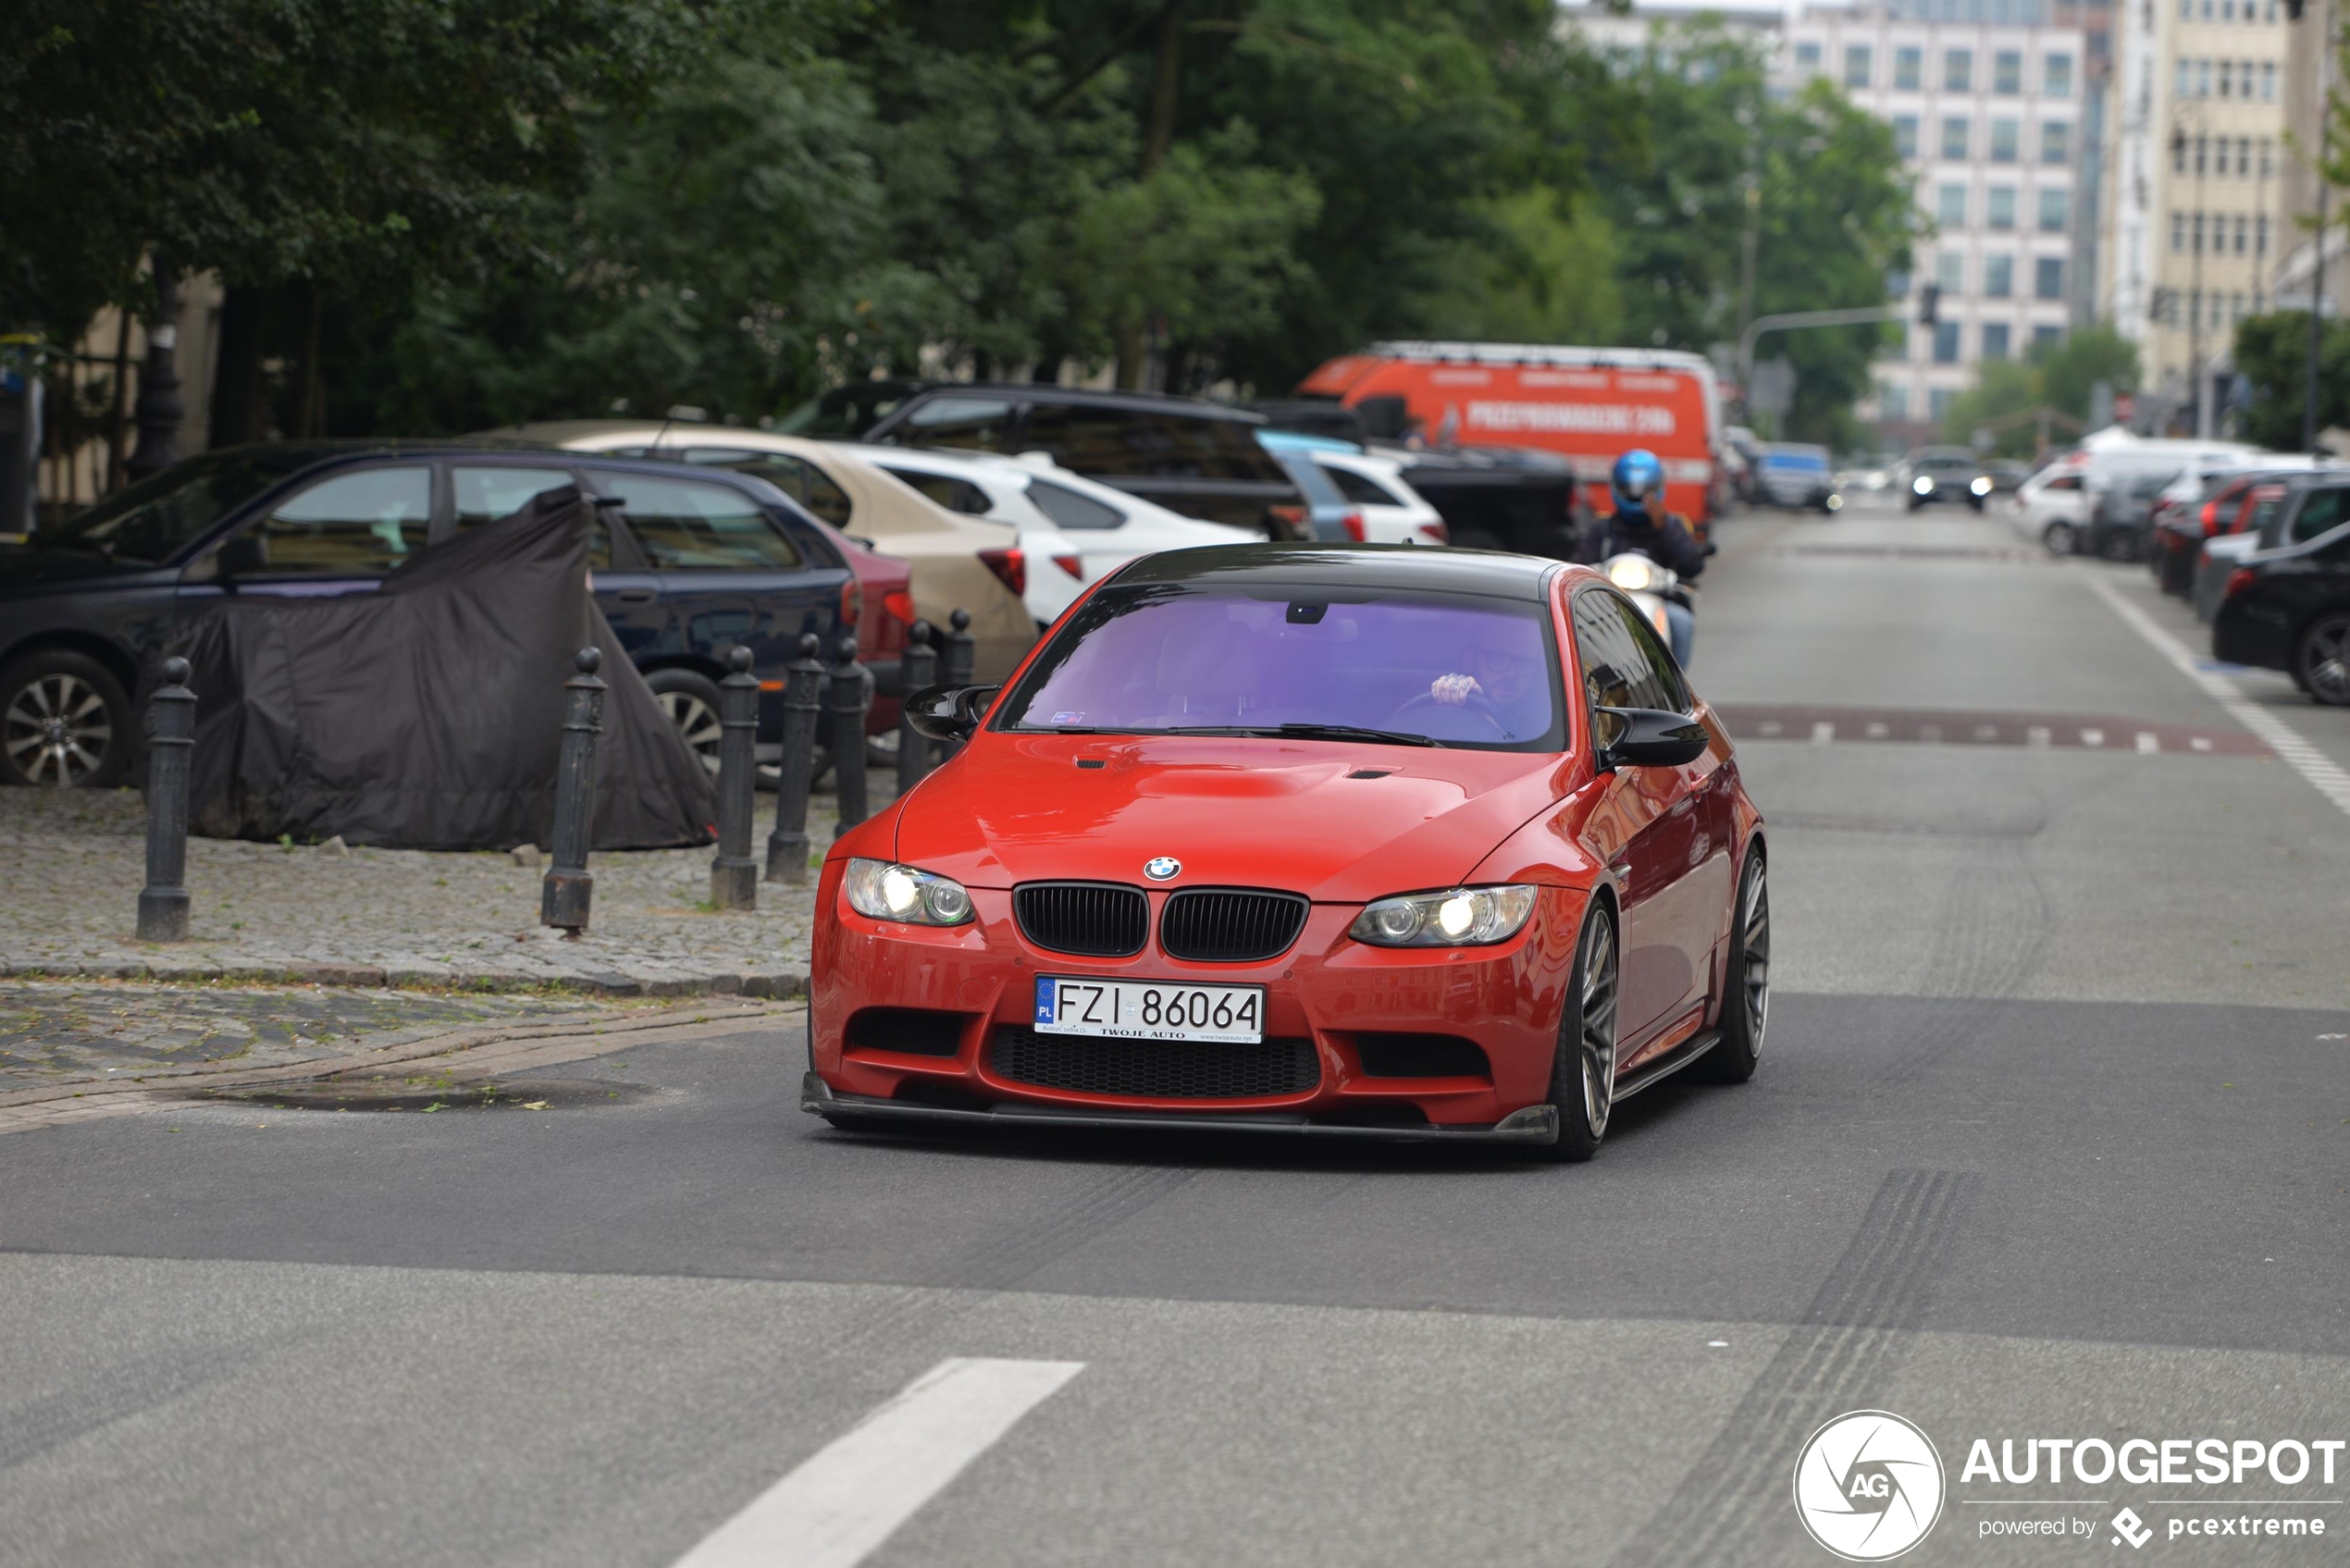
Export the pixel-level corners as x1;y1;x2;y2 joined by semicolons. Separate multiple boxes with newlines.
1033;977;1265;1043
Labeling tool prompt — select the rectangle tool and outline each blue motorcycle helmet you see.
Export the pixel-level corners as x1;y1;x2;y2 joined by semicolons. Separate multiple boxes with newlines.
1611;449;1665;516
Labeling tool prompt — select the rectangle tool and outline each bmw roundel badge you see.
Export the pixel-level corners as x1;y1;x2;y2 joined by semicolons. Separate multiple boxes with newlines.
1144;857;1181;882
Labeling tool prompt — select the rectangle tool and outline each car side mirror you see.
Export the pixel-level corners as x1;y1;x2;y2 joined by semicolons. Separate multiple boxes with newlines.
904;683;1000;743
1593;706;1708;771
213;535;267;579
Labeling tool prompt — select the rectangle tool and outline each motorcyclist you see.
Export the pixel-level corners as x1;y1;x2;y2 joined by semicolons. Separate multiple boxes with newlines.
1574;448;1706;668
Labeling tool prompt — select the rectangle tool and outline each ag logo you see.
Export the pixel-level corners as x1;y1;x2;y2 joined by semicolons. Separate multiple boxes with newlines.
1143;857;1181;881
1792;1410;1946;1562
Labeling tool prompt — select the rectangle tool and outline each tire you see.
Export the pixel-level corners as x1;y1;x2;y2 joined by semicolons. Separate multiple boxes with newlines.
2100;530;2140;563
2043;520;2076;556
645;668;724;777
2296;611;2350;707
1542;902;1621;1163
0;648;132;788
1695;848;1769;1084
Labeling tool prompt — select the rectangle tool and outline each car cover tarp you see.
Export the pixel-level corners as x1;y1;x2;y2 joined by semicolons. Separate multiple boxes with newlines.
166;487;715;850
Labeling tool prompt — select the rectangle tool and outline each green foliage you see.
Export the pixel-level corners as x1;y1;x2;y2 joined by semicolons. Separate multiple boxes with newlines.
1934;324;2141;456
2033;323;2141;422
1410;190;1625;346
2232;311;2350;451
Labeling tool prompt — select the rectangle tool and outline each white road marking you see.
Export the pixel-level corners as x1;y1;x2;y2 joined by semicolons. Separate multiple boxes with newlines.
1864;722;1888;738
1973;722;1999;741
2082;728;2105;747
1919;722;1943;743
670;1358;1085;1568
2135;731;2159;753
1812;722;1836;744
1758;720;1783;736
2025;725;2051;747
2191;735;2213;752
2085;573;2350;818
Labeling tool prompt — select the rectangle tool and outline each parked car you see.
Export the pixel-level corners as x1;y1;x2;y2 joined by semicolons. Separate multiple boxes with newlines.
2211;476;2350;703
0;442;896;787
1902;447;1991;512
2010;460;2093;553
859;384;1307;537
1755;443;1837;511
2083;468;2180;562
840;444;1251;624
2152;470;2293;595
500;423;1038;684
2195;484;2296;621
1311;449;1450;545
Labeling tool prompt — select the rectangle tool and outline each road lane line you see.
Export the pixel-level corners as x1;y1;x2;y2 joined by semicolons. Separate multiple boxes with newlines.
670;1358;1085;1568
2085;573;2350;818
2025;725;2050;747
2081;728;2104;747
1812;722;1835;744
2136;730;2159;754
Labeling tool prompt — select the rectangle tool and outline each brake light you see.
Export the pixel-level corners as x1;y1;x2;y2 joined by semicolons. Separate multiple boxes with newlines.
1268;503;1307;539
1052;552;1083;580
2199;500;2220;534
1416;521;1449;543
979;547;1026;599
883;589;916;626
2222;566;2257;601
838;577;863;630
1341;510;1367;542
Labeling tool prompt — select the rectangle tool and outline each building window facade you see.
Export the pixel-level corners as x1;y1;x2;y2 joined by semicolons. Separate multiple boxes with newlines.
1896;45;1923;90
2038;188;2070;231
1937;182;1969;226
1988;186;2018;229
1983;322;2012;360
1934;322;1961;364
1846;44;1873;89
1942;117;1972;159
1946;48;1973;92
1895;114;1920;158
1995;50;2023;93
2035;256;2065;300
1985;254;2016;297
2045;52;2073;97
2043;120;2072;164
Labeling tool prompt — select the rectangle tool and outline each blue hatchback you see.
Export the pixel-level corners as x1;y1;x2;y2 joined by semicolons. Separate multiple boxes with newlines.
0;442;869;787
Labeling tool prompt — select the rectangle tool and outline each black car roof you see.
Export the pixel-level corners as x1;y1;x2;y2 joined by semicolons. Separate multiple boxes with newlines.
893;383;1268;425
1108;542;1557;600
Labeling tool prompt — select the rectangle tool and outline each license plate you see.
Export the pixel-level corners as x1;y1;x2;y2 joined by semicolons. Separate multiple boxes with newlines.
1033;977;1265;1043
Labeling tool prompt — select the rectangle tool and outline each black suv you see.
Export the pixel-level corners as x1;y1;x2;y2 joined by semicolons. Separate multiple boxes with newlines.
1;443;869;786
2211;475;2350;706
859;385;1305;535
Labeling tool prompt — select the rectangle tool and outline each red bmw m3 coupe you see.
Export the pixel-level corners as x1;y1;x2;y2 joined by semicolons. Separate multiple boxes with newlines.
802;545;1767;1159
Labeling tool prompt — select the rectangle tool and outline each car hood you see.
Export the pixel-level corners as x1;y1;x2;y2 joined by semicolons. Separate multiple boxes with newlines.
895;733;1574;902
0;544;152;592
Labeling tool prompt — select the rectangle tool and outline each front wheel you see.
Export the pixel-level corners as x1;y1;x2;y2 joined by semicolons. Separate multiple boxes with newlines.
2042;520;2077;556
0;649;132;788
2297;612;2350;707
1543;903;1621;1162
645;668;724;777
1696;848;1768;1083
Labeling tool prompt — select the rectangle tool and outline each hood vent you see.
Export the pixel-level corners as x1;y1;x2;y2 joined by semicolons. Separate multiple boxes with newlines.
1346;769;1393;779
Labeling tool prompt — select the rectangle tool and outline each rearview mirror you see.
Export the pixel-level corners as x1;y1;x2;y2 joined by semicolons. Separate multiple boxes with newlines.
213;535;267;579
1593;706;1708;771
904;684;1001;743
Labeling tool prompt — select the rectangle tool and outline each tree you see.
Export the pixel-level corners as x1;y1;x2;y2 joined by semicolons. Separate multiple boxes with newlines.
1936;325;2140;456
2033;322;2140;424
2232;310;2350;450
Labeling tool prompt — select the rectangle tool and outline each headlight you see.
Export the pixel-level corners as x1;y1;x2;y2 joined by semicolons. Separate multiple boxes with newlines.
1825;493;1844;512
1911;475;1934;495
843;858;974;925
1606;556;1660;591
1969;475;1993;496
1349;885;1540;947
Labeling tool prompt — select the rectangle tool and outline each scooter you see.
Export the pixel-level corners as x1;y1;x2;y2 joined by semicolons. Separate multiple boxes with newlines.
1601;551;1697;645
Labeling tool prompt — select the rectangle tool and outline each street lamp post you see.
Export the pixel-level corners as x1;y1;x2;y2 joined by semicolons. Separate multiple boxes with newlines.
2306;0;2332;453
124;266;183;485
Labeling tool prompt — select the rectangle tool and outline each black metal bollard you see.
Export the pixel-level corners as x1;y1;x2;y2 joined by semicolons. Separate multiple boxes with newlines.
897;621;938;794
541;646;606;932
939;607;976;761
136;656;196;942
710;645;760;910
829;633;872;837
764;634;827;883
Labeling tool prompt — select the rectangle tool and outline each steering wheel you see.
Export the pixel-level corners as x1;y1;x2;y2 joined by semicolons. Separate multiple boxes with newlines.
1389;687;1510;738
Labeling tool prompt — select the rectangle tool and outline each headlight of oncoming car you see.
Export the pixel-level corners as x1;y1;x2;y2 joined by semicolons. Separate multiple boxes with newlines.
1349;885;1540;947
844;858;975;925
1969;475;1994;496
1912;475;1935;495
1606;556;1660;592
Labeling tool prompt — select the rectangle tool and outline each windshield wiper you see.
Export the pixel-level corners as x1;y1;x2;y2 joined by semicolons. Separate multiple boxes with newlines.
1160;723;1443;748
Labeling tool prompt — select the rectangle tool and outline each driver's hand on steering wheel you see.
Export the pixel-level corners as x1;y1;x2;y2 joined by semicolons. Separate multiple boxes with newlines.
1430;673;1485;707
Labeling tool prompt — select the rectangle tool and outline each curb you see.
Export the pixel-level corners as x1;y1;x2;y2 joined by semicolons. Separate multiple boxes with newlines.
0;960;809;1000
0;995;803;1120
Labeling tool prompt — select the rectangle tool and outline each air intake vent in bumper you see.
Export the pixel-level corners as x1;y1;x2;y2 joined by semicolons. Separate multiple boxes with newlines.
989;1028;1319;1099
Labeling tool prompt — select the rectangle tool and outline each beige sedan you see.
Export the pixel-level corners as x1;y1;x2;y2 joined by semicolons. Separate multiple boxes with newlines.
500;421;1039;682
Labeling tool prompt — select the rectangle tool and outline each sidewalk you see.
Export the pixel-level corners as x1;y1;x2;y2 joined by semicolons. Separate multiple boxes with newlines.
0;786;857;995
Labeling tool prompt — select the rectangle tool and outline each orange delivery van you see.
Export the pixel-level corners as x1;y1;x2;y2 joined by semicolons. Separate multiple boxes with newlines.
1296;340;1727;525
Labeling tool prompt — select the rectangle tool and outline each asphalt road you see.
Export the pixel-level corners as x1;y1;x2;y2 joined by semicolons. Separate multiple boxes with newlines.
5;495;2347;1568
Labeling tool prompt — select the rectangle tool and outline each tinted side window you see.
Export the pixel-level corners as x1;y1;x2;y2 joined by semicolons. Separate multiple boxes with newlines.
1323;464;1404;507
1024;403;1280;482
1025;477;1125;531
1573;590;1688;721
247;467;431;575
895;396;1016;451
877;466;994;516
601;476;803;569
687;452;852;530
2290;486;2350;542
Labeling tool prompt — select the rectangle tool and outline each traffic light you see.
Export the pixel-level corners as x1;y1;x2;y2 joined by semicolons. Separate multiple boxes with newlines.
1918;283;1941;326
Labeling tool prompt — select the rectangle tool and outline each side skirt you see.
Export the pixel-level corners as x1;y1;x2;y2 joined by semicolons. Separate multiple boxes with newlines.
1612;1030;1721;1102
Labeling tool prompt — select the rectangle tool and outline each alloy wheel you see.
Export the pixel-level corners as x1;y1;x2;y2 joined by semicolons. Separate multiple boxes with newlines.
4;673;114;786
657;691;724;775
1579;916;1620;1138
1740;864;1771;1052
2044;521;2075;555
2304;616;2350;706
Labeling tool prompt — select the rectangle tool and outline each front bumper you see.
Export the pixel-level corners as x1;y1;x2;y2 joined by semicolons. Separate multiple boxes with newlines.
802;1074;1561;1144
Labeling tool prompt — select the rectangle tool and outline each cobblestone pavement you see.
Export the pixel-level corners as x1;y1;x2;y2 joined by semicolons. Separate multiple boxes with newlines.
0;982;605;1095
0;785;861;994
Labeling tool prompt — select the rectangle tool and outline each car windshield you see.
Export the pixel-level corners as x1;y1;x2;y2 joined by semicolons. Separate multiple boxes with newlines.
42;449;314;564
997;583;1565;751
